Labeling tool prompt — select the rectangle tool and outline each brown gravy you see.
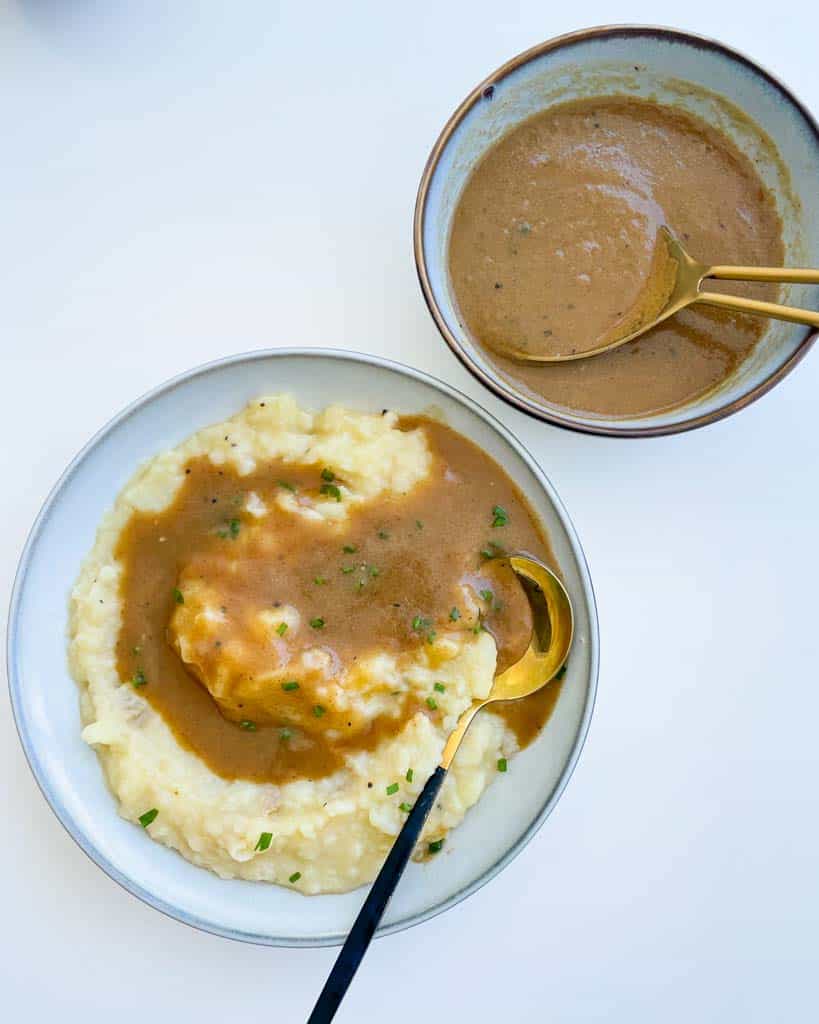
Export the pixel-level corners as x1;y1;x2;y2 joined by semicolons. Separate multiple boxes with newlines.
448;96;785;417
115;417;561;783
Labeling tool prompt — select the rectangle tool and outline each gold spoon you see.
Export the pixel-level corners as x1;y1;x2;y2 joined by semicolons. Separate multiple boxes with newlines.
308;555;574;1023
498;227;819;363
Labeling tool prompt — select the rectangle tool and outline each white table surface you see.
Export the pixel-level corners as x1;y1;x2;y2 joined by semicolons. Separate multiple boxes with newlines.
3;2;818;1021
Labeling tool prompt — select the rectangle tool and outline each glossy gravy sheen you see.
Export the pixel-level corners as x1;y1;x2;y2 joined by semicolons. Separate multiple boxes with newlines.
449;97;785;417
115;418;560;783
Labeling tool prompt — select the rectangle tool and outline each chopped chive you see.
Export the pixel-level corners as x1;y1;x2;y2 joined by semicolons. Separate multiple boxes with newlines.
278;480;296;492
426;696;438;710
368;565;380;577
386;782;399;796
320;483;342;501
255;832;273;852
282;680;299;692
472;620;484;635
411;615;430;632
173;587;184;605
131;669;147;688
479;588;493;604
480;542;506;560
217;528;229;539
428;839;444;854
555;663;568;680
377;529;390;540
426;630;437;644
279;727;292;741
415;519;424;530
321;467;336;482
229;518;241;538
399;802;412;813
310;617;325;629
341;565;355;574
289;871;301;883
131;645;142;655
449;607;461;621
491;505;509;528
239;720;257;731
314;575;328;585
138;808;158;828
342;544;358;554
313;705;326;718
434;682;445;693
276;622;289;637
497;757;508;773
405;768;414;783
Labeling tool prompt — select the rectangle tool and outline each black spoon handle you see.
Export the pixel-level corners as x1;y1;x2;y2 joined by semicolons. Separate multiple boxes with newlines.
307;765;448;1023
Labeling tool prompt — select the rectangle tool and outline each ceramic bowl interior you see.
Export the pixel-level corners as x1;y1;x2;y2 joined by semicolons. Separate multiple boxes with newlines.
416;26;819;436
8;349;598;946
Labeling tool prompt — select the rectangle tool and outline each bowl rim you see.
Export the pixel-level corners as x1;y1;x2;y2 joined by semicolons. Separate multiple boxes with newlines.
413;23;819;438
6;346;600;947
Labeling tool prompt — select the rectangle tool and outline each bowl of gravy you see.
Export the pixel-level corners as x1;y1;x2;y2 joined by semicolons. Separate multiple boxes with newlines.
415;26;819;436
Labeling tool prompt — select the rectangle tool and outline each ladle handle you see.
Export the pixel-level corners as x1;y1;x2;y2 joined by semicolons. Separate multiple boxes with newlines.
694;291;819;329
307;765;447;1024
706;265;819;285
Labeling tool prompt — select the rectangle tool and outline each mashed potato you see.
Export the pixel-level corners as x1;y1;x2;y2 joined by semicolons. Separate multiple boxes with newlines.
69;397;523;894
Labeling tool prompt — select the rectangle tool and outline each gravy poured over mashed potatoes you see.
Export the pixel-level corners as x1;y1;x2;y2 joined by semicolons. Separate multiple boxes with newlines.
70;397;560;893
449;96;785;416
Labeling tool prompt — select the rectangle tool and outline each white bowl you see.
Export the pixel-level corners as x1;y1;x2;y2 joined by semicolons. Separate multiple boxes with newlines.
415;26;819;436
7;349;598;946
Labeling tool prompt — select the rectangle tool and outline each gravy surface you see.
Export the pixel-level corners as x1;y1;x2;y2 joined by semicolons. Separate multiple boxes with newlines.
115;418;560;783
449;96;784;417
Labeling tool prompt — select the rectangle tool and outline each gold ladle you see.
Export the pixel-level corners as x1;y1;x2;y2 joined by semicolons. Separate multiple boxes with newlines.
308;554;574;1023
500;227;819;363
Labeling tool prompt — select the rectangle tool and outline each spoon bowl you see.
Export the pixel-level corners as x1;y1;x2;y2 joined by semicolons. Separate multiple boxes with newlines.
504;227;819;364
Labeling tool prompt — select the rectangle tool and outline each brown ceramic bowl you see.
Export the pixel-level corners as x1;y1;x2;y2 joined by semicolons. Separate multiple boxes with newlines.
414;26;819;437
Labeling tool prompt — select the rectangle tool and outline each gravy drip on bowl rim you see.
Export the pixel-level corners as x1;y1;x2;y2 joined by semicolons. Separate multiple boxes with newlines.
448;96;785;418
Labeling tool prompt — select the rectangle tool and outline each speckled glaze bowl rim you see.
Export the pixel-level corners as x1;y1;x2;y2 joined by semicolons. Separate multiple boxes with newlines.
6;347;599;948
413;24;819;438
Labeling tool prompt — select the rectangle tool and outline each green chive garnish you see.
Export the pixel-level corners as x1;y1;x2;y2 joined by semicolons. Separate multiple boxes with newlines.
139;808;158;828
310;617;325;629
369;565;380;577
239;720;257;731
320;483;341;501
449;607;460;621
342;544;357;554
282;680;299;692
480;542;505;560
434;682;445;693
276;622;288;637
280;727;292;741
491;505;509;528
313;705;325;718
497;758;508;773
321;468;335;482
386;782;399;796
131;645;142;655
399;802;412;812
229;518;241;538
314;575;328;585
426;696;438;710
405;768;413;783
132;669;147;688
428;839;444;854
289;871;301;883
278;480;296;492
479;588;493;604
255;832;272;852
173;587;184;605
341;565;355;574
